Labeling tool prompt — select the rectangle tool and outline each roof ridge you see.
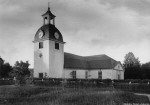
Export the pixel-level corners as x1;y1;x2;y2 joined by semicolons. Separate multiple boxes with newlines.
64;52;122;69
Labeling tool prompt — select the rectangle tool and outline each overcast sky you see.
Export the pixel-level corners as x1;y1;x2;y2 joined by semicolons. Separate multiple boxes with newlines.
0;0;150;68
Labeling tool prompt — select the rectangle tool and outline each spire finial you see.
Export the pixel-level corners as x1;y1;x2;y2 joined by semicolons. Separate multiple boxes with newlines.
48;2;50;10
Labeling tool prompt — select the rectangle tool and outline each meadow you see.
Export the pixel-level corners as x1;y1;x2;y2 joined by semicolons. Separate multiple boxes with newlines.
0;85;149;105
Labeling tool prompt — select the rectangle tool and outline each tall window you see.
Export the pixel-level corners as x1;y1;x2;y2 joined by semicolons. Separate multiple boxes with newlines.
39;73;43;78
70;71;76;79
39;42;43;49
118;71;121;80
85;71;88;79
55;43;59;50
98;70;102;79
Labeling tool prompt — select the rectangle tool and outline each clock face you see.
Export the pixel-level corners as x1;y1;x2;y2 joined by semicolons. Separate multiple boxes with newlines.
39;30;44;38
54;32;59;39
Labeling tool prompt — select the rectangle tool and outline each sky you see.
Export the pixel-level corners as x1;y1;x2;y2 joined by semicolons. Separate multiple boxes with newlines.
0;0;150;68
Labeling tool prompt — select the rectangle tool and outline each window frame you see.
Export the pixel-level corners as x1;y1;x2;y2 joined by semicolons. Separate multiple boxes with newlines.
72;71;76;79
39;42;43;49
39;73;43;78
55;42;59;50
98;70;102;79
85;71;88;79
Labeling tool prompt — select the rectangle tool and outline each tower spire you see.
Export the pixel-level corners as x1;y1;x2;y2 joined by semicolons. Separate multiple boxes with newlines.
42;3;55;25
48;2;50;10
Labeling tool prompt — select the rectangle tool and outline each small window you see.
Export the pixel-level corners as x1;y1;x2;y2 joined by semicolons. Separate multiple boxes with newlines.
39;73;43;78
39;42;43;49
98;70;102;79
55;43;59;50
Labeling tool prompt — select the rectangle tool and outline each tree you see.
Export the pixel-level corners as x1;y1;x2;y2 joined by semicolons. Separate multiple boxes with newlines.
70;71;76;79
9;61;30;84
0;57;4;67
0;57;4;78
123;52;141;79
0;57;12;78
141;62;150;79
1;63;12;78
123;52;140;68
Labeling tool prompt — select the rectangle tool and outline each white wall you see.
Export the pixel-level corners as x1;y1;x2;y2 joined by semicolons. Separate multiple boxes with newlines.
64;68;124;80
114;63;124;71
34;40;64;78
49;40;64;78
34;40;50;78
88;70;98;79
102;69;114;79
64;69;115;79
114;63;124;80
63;68;87;79
89;69;116;79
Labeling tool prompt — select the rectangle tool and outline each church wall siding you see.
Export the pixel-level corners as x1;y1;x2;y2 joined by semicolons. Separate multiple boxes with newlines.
114;63;124;71
63;69;86;79
49;40;64;78
63;69;124;80
89;69;122;80
114;63;124;80
34;40;50;78
88;70;98;79
120;71;124;80
102;69;112;79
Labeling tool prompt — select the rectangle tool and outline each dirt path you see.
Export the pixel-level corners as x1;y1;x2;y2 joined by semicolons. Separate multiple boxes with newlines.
134;93;150;102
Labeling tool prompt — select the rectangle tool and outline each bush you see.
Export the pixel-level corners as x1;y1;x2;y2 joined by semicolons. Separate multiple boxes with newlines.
102;79;112;86
0;79;14;85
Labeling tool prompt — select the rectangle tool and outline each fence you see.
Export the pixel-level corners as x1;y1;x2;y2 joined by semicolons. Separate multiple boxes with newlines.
1;78;150;94
0;79;15;85
33;78;113;88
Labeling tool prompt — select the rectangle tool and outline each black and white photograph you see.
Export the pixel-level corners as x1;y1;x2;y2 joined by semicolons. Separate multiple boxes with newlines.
0;0;150;105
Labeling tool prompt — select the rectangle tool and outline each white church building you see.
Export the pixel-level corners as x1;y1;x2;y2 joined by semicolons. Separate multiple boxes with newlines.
33;6;124;80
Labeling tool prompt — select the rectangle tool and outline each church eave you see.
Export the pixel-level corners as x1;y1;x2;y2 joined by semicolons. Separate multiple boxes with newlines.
33;38;66;44
42;11;56;17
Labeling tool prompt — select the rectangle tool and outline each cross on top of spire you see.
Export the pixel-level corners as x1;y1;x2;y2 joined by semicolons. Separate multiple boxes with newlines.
42;2;55;18
48;2;50;10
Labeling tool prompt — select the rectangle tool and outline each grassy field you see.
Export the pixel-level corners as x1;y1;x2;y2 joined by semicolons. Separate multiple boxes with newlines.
0;85;149;105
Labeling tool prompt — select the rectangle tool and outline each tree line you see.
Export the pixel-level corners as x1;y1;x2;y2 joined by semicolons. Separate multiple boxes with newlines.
0;52;150;80
123;52;150;79
0;57;30;79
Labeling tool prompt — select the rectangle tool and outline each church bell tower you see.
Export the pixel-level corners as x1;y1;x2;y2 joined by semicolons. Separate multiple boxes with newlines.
33;5;65;78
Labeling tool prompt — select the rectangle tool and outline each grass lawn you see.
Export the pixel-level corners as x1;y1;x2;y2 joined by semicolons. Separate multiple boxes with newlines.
0;85;149;105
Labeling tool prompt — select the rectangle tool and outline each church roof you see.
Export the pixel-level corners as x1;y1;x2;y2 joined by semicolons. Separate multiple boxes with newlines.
42;8;55;19
64;52;119;70
33;24;64;43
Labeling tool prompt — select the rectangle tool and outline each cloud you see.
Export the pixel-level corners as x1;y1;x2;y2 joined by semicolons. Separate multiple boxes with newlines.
99;0;150;15
0;0;150;67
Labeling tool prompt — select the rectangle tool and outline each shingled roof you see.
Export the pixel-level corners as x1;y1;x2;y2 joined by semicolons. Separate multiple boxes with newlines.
64;52;119;70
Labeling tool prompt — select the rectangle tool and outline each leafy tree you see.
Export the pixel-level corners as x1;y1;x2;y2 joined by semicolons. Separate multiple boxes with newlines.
141;62;150;79
9;61;30;84
10;61;30;78
123;52;141;79
1;63;13;78
123;52;140;68
0;57;4;78
124;66;142;79
0;57;4;67
0;57;12;78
